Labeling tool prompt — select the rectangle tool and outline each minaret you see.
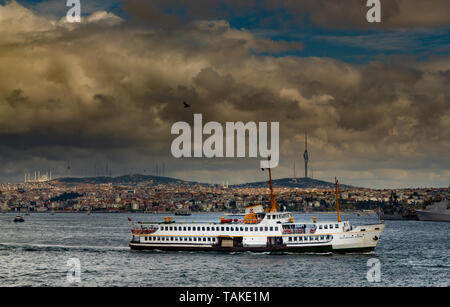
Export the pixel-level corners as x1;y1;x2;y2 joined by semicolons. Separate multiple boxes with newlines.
303;131;309;178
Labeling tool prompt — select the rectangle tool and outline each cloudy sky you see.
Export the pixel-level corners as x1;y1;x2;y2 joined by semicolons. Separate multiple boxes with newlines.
0;0;449;188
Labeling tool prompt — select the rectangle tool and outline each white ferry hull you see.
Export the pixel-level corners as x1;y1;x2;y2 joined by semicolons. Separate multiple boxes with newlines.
129;223;384;254
129;242;376;253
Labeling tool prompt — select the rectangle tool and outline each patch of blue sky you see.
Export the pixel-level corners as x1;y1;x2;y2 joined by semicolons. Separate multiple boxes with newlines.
12;0;449;64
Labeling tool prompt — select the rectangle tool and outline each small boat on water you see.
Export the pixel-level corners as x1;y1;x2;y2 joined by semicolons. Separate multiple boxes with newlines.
130;161;385;254
175;211;191;216
14;215;24;223
224;210;245;217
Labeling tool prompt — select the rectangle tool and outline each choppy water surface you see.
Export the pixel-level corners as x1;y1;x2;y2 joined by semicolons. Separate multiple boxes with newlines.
0;212;448;286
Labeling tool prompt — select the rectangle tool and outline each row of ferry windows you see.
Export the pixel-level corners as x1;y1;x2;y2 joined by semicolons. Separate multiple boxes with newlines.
318;224;339;230
267;213;291;219
160;226;279;232
288;235;332;242
143;236;216;242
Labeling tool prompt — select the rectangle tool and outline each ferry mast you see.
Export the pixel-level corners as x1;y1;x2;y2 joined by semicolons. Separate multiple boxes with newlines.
268;157;277;212
335;177;342;222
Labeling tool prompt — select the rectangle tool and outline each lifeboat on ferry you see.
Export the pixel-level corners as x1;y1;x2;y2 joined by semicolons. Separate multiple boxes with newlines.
220;218;233;224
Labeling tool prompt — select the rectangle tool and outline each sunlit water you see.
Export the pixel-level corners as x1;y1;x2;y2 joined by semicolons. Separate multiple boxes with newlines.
0;212;448;286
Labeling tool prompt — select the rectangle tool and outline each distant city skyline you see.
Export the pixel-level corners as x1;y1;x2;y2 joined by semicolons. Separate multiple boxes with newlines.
0;1;449;189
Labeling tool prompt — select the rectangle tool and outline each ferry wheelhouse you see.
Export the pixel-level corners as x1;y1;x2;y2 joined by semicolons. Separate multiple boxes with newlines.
129;165;385;253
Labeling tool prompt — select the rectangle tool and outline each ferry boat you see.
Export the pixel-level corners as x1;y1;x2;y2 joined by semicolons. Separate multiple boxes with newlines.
129;164;385;253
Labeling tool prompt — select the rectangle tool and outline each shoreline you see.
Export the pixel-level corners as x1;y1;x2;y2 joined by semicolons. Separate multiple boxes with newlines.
3;210;375;214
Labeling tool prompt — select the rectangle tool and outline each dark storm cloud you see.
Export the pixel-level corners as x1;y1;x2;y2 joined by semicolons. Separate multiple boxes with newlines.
0;1;449;187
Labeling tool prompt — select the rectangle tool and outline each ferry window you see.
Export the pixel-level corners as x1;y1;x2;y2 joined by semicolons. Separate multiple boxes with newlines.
299;236;303;241
245;227;248;231
226;227;229;231
188;227;191;231
294;237;297;241
207;227;210;231
174;227;177;231
320;236;324;240
221;227;224;231
275;227;278;231
315;236;319;241
189;237;192;241
265;227;268;231
250;227;253;231
202;227;205;231
270;227;273;231
319;225;323;229
193;237;196;241
335;224;339;228
157;237;160;241
324;225;328;229
169;227;173;231
240;227;244;231
230;227;234;231
183;227;186;231
260;227;263;231
203;238;206;242
288;237;292;241
329;224;333;229
175;237;178;241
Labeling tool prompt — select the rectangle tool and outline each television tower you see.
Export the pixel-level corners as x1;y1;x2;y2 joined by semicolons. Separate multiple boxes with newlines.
303;131;309;178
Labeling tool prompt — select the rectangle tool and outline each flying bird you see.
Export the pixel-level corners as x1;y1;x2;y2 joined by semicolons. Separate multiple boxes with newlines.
183;101;191;108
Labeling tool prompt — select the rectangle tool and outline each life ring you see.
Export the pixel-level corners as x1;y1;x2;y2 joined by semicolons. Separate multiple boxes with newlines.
310;228;314;233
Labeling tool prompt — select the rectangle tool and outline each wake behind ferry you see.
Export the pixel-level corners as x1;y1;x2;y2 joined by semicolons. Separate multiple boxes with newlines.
129;165;385;253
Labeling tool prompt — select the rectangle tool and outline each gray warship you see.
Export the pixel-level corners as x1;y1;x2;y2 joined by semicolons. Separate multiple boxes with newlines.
377;192;418;220
416;200;450;222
